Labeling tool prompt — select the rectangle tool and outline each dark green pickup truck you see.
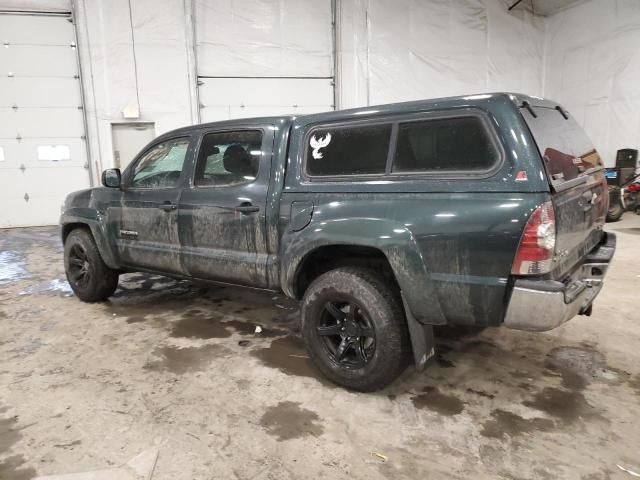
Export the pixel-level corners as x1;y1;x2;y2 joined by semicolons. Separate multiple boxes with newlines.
60;93;615;391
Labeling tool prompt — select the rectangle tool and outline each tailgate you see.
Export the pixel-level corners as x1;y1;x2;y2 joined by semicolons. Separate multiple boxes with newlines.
520;103;608;279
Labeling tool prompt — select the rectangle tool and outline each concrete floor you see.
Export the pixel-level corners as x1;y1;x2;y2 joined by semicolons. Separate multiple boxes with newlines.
1;216;639;480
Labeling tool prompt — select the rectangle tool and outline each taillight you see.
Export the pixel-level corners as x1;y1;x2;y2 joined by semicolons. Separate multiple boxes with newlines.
511;201;556;275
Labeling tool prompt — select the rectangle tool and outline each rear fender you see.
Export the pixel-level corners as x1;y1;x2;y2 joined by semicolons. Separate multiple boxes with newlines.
281;218;447;325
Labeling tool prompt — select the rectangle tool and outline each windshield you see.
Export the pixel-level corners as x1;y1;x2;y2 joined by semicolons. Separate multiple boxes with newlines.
521;105;602;185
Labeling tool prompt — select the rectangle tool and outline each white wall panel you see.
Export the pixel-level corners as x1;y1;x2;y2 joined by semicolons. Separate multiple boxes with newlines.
0;12;73;41
1;162;89;228
130;0;193;134
199;77;334;122
76;0;194;177
335;0;368;108
338;0;544;108
0;77;82;107
544;0;640;166
486;0;545;94
195;0;333;77
0;0;70;12
0;45;78;76
0;108;83;138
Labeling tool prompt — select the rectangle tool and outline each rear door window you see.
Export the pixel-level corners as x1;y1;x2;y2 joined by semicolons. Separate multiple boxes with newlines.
521;106;603;185
305;123;391;177
393;116;499;173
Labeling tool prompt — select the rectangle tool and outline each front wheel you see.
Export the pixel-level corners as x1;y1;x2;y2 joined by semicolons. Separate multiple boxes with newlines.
301;267;410;391
64;228;119;302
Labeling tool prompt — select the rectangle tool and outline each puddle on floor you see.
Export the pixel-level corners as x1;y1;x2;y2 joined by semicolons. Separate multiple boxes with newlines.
170;311;232;339
481;409;554;439
251;336;326;382
545;346;626;391
0;455;36;480
170;310;286;340
144;344;231;375
0;251;29;285
104;284;200;324
523;387;597;424
411;386;465;416
0;407;20;454
18;278;73;297
0;405;36;480
259;401;324;441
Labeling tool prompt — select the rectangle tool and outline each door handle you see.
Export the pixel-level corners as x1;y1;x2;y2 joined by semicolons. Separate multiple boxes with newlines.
159;202;178;212
235;203;260;214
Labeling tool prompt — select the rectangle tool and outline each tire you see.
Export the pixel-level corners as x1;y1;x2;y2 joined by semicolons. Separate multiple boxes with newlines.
301;267;410;391
606;200;624;222
64;228;119;302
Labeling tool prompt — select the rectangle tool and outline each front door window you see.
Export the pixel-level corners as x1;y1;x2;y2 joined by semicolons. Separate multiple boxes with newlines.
131;138;190;188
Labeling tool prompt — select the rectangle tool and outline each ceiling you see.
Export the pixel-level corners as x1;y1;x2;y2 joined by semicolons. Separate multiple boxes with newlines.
509;0;587;16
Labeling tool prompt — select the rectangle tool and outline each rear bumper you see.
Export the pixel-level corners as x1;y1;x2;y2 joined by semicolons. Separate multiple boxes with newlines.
504;232;616;332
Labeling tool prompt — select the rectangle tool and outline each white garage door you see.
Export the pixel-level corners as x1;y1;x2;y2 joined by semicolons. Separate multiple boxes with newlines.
195;0;334;123
0;12;90;228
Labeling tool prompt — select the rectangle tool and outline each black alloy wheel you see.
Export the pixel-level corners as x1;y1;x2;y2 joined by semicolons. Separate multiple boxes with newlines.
316;300;376;368
67;243;92;289
63;228;119;302
301;267;411;391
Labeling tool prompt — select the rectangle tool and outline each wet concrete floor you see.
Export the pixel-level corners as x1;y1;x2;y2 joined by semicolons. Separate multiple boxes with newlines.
1;216;640;479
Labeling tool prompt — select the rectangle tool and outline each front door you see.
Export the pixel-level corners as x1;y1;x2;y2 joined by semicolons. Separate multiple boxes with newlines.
114;135;194;274
179;127;273;287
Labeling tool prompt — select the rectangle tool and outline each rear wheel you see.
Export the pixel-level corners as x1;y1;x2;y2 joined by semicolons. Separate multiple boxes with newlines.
301;267;410;391
64;229;119;302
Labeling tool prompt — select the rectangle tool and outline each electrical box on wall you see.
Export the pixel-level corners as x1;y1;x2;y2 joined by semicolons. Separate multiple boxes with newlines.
122;105;140;119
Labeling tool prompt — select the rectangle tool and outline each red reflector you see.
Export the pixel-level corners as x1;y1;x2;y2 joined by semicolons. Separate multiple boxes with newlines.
512;201;556;275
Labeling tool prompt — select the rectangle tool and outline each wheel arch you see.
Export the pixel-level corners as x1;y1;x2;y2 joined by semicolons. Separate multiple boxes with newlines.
60;213;119;270
281;220;447;325
292;244;399;300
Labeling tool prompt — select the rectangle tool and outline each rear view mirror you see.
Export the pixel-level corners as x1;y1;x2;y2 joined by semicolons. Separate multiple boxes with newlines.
101;168;121;188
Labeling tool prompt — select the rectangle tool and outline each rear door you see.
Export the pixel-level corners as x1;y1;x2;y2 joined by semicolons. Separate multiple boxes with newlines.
521;104;607;278
178;127;274;288
113;135;194;274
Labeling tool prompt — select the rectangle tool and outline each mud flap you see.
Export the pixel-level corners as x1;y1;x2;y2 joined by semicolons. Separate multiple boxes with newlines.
401;293;435;371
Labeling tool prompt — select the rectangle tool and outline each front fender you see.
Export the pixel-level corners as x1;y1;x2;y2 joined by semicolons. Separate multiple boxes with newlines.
60;208;120;270
280;217;446;325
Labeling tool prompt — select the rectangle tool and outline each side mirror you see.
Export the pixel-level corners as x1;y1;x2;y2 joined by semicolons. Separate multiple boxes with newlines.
101;168;121;188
